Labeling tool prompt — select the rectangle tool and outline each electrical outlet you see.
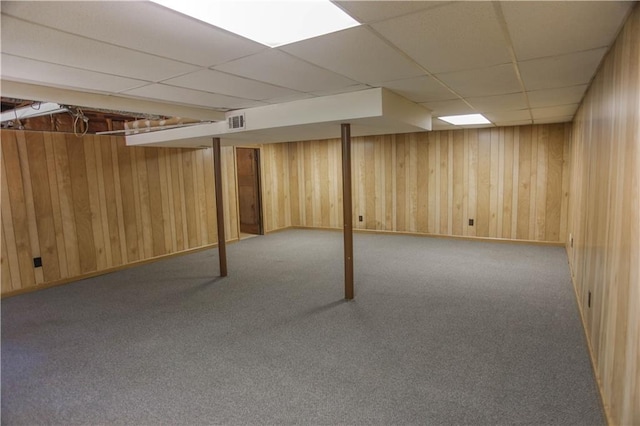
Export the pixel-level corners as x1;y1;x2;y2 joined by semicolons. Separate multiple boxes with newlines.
468;219;474;226
358;215;363;222
33;257;42;268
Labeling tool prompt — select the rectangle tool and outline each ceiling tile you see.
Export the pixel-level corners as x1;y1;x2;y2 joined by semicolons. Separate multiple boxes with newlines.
1;1;267;67
531;104;579;120
263;93;318;105
419;99;476;117
502;1;633;61
372;2;511;74
466;93;528;113
484;110;532;123
493;119;533;127
311;84;372;97
533;116;574;125
334;1;448;24
213;50;358;93
1;16;199;82
527;85;588;108
374;75;457;103
1;54;148;94
436;64;521;97
431;120;458;131
519;48;608;91
123;84;267;110
281;26;424;84
162;70;302;101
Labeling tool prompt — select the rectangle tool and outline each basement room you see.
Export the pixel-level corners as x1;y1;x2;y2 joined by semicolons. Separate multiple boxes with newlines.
1;1;638;425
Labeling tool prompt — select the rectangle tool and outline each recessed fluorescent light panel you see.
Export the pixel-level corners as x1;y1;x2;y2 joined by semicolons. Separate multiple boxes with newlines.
151;0;360;47
438;114;491;125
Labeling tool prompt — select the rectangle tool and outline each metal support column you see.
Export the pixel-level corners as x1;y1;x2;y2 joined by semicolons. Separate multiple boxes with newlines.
213;137;227;277
341;123;354;300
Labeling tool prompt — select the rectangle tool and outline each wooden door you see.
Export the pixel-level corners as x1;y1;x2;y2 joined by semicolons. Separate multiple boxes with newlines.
236;148;262;235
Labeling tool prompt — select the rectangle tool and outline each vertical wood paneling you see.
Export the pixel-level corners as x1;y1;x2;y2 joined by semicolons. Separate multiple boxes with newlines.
261;143;291;232
25;133;60;282
1;131;238;294
67;136;97;274
567;5;639;425
100;138;122;266
452;131;464;235
467;130;478;237
476;129;491;237
16;132;44;284
283;124;569;243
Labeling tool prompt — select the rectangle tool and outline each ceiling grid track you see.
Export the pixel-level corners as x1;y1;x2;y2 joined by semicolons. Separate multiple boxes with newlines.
491;1;534;124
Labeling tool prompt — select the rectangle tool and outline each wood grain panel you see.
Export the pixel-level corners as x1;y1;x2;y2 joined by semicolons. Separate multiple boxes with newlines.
261;143;291;232
567;4;639;425
25;133;60;282
1;131;239;295
283;124;568;243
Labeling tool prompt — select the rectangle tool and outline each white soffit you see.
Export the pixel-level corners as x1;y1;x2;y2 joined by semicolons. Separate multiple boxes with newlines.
126;88;432;148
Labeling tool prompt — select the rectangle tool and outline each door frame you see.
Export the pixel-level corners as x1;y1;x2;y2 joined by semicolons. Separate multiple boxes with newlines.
234;146;264;236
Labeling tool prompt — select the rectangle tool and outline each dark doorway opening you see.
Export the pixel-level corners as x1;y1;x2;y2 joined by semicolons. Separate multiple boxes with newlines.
236;148;263;236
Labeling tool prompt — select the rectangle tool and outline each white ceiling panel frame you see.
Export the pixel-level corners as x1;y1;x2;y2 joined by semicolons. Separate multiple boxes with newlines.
531;104;580;120
1;54;150;94
123;84;268;110
1;1;268;68
263;93;318;105
162;69;303;101
371;2;512;74
372;75;459;103
311;84;372;97
502;1;634;61
1;15;200;82
533;116;574;125
281;25;425;84
419;99;477;117
435;64;522;98
2;81;226;121
213;49;359;93
431;121;458;131
466;93;528;113
519;48;609;91
484;109;532;124
527;85;589;109
334;1;450;24
492;119;533;127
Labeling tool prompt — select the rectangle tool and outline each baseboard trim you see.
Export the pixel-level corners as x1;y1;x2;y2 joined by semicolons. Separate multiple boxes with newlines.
1;239;239;299
565;247;612;426
288;225;565;246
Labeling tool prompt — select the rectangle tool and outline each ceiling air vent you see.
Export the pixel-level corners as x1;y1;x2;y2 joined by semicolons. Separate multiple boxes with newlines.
227;113;245;131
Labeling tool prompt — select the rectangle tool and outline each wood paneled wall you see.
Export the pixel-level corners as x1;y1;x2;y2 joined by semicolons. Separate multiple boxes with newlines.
1;130;238;295
283;124;570;242
567;4;639;425
260;143;291;232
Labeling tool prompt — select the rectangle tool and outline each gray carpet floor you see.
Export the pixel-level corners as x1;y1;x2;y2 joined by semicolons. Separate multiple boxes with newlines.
2;229;603;425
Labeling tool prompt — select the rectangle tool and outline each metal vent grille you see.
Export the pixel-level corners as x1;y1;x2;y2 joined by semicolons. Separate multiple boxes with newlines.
227;113;245;130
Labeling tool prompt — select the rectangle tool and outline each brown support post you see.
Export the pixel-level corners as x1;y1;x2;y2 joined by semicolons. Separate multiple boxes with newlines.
213;137;227;277
341;123;354;300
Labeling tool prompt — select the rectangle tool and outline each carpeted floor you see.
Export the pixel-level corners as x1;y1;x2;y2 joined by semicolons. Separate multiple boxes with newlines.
1;229;603;425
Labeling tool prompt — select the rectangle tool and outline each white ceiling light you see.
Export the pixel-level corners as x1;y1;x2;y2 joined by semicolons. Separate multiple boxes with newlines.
438;114;491;126
0;102;68;123
151;0;360;48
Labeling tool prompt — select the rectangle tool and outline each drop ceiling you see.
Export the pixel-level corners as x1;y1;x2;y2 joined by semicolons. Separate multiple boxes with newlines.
0;0;635;136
